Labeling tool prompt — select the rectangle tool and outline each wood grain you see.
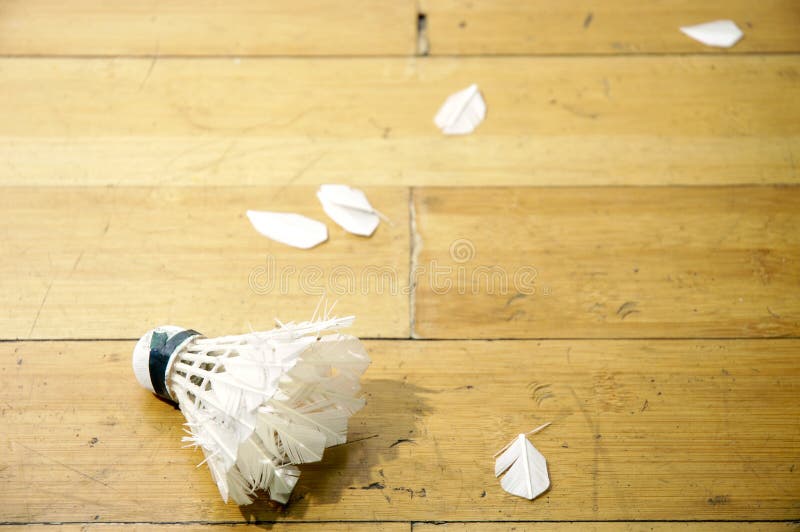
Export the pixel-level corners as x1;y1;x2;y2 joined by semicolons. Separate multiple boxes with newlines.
413;187;800;339
1;339;798;522
1;56;798;187
420;0;800;55
0;0;417;56
29;527;408;532
414;524;800;532
0;186;409;340
25;521;411;532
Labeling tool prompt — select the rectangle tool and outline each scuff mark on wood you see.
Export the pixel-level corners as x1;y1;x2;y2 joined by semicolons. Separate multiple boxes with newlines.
707;495;729;505
348;481;385;490
505;292;527;307
393;486;426;498
616;301;640;320
389;438;416;448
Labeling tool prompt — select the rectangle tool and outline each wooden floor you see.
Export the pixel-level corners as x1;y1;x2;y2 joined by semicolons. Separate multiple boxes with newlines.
1;1;799;530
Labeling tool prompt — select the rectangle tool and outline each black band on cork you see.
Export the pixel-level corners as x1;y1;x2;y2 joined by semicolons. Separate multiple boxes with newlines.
148;329;200;402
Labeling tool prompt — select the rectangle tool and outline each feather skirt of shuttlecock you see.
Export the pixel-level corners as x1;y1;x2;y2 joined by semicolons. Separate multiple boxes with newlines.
168;316;370;505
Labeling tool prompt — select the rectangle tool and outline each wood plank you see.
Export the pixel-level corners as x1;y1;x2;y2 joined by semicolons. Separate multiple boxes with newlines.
1;339;798;521
22;526;407;531
414;524;799;532
0;0;417;56
420;0;800;55
1;56;798;187
413;187;800;339
0;186;409;340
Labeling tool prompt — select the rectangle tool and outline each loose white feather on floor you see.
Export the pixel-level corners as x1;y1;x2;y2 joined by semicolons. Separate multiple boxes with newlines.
679;20;743;48
494;423;551;500
434;83;486;135
133;314;370;505
245;210;328;249
316;184;382;237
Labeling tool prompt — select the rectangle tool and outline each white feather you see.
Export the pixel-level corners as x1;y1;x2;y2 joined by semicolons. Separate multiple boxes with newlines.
256;409;327;464
494;433;550;500
269;465;300;504
679;20;743;48
434;84;486;135
316;184;380;237
318;184;374;212
246;210;328;249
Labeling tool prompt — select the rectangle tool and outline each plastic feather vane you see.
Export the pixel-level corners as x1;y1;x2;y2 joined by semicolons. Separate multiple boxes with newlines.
316;184;383;237
434;83;486;135
494;423;551;501
246;210;328;249
679;20;743;48
133;308;370;505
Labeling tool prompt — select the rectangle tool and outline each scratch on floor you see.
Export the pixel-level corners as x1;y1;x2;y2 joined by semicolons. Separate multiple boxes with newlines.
71;250;85;274
560;103;599;120
263;151;329;203
27;280;53;338
137;50;159;92
186;139;238;175
14;441;112;489
289;151;327;184
569;386;600;513
329;434;379;449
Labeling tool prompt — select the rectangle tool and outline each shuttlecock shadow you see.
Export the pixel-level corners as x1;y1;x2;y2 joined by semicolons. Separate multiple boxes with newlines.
238;378;434;525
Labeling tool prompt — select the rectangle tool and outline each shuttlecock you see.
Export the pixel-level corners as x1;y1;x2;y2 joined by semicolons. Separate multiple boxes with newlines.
132;315;370;505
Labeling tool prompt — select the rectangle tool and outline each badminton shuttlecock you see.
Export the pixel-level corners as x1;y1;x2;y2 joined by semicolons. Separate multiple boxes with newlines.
132;315;370;505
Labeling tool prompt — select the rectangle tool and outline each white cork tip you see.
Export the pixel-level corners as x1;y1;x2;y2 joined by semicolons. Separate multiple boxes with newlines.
132;325;187;393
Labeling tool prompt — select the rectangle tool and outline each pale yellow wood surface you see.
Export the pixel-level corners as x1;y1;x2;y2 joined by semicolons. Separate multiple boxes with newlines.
421;0;800;55
1;56;798;187
9;526;795;532
1;339;798;522
0;0;417;56
413;187;800;339
0;186;409;339
415;524;800;532
35;526;408;532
